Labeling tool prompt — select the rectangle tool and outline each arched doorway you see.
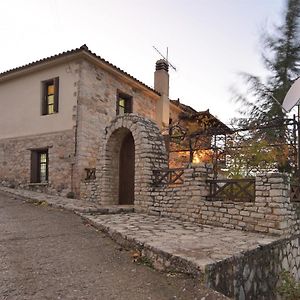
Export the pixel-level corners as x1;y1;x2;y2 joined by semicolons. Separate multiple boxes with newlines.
99;114;168;209
119;132;135;205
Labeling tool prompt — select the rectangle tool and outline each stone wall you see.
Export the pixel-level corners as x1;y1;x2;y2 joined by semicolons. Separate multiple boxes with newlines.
148;164;300;236
76;60;159;198
0;130;75;196
81;114;168;208
206;234;300;299
149;164;211;221
80;178;98;202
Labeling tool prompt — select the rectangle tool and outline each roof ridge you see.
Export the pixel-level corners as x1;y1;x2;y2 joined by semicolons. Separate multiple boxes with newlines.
0;45;160;95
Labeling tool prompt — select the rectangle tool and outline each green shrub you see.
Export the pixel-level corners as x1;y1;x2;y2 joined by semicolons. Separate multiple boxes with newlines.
277;270;300;300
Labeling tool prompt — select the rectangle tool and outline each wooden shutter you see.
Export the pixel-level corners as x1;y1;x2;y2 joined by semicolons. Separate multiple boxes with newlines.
46;150;49;181
42;82;48;115
125;96;133;113
30;151;38;183
54;77;59;113
116;95;120;115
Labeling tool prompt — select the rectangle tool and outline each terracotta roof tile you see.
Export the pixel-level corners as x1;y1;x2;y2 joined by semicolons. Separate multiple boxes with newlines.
0;44;160;95
170;99;197;114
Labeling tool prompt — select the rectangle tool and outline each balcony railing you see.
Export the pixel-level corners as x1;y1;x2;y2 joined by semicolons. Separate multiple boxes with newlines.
206;178;255;202
153;168;185;186
290;184;300;202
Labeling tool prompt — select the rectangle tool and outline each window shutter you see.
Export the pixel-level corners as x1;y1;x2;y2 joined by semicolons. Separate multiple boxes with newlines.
54;77;59;113
42;83;47;115
30;151;38;183
116;96;120;115
125;97;133;113
46;151;49;181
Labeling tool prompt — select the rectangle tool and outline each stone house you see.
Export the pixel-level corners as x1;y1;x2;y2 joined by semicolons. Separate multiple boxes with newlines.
0;45;228;205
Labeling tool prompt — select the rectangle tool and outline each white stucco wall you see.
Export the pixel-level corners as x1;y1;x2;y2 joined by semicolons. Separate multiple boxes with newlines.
0;62;79;139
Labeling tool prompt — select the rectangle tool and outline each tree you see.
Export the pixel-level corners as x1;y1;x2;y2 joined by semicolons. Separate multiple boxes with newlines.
235;0;300;143
229;0;300;175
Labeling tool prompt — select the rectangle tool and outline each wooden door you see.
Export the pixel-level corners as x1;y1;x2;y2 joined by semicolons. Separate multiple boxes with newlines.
119;133;135;205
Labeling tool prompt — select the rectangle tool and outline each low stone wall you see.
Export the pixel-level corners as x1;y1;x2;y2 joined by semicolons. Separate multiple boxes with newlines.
148;164;300;236
149;164;211;221
206;234;300;299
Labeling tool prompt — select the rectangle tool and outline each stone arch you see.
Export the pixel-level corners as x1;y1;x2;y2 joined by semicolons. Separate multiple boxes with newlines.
97;114;168;211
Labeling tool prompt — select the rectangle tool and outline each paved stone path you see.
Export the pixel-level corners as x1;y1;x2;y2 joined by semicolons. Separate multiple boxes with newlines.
0;187;278;276
0;186;133;214
1;192;229;300
80;213;277;273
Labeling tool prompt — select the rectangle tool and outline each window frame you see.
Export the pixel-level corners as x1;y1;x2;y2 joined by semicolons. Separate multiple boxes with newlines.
116;91;133;116
42;77;59;115
30;149;49;183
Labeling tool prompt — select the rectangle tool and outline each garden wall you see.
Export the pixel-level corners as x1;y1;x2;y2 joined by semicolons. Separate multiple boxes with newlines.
206;234;300;299
149;164;300;236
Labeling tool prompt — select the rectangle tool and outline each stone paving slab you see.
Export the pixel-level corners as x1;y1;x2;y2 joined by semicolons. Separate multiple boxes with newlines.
80;212;278;274
0;186;278;278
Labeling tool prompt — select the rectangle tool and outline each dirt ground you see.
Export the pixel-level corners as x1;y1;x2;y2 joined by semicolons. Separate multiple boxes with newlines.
0;193;228;300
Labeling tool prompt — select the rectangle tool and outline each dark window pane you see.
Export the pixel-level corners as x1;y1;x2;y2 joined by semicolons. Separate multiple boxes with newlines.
47;84;54;95
40;153;47;163
119;99;125;108
42;78;59;115
117;93;132;115
48;95;54;105
48;104;54;114
119;106;125;115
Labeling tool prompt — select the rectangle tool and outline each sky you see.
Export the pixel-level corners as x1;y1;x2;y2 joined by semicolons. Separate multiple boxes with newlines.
0;0;286;124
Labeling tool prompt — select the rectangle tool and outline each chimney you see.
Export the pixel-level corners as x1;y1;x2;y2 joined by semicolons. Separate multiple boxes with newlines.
154;59;170;128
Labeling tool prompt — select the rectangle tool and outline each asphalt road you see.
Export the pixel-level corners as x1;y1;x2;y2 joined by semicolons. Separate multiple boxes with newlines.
0;192;227;300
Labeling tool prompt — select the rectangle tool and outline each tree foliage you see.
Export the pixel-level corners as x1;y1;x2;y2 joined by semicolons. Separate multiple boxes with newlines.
224;132;294;178
228;0;300;176
236;0;300;143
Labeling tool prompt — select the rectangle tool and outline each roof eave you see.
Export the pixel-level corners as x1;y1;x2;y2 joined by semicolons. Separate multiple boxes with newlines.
0;52;79;83
0;46;160;98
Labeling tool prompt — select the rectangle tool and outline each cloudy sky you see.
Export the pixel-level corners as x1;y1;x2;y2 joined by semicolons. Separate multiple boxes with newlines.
0;0;285;123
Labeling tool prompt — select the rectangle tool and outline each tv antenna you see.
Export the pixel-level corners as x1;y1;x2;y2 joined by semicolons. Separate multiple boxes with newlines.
153;46;177;71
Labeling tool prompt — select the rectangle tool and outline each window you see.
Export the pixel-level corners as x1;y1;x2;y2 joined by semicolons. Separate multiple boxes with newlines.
85;168;96;180
42;77;59;115
31;149;48;183
116;92;132;115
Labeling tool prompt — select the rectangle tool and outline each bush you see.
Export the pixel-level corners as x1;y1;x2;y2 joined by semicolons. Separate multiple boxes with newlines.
277;270;300;300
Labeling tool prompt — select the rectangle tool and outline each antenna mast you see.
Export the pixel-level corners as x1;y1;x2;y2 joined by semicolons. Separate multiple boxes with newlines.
153;46;177;71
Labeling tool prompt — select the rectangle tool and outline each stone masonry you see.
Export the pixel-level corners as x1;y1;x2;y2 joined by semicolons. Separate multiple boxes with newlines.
0;130;75;197
2;185;300;299
146;164;300;236
0;50;163;198
80;114;168;210
73;60;160;197
207;234;300;299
